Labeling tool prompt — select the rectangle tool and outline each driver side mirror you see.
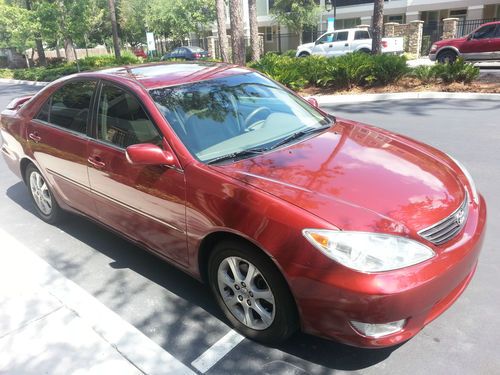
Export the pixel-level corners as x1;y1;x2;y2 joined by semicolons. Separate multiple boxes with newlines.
126;143;179;168
307;97;319;108
467;33;473;41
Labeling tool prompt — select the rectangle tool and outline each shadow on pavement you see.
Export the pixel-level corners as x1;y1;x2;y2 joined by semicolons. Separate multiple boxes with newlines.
6;181;397;371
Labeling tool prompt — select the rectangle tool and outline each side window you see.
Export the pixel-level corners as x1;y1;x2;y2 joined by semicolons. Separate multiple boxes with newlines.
473;25;497;39
495;25;500;38
36;81;96;134
317;33;333;44
97;84;162;148
354;30;370;40
336;31;349;42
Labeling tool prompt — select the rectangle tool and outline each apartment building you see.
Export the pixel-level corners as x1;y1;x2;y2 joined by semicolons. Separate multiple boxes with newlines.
245;0;500;52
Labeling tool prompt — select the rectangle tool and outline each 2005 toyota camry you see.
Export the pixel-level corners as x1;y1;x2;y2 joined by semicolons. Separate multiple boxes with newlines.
0;63;486;348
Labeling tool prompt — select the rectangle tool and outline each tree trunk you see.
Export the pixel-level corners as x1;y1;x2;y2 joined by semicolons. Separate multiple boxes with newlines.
56;39;61;58
25;0;47;66
248;0;260;61
64;37;77;62
229;0;245;65
372;0;384;54
216;0;230;62
108;0;121;59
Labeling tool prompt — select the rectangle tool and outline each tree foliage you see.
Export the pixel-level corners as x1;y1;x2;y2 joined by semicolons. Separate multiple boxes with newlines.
270;0;321;44
0;2;36;50
146;0;216;42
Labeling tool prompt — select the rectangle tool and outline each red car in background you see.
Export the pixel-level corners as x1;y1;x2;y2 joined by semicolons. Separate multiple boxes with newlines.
0;63;486;348
430;21;500;63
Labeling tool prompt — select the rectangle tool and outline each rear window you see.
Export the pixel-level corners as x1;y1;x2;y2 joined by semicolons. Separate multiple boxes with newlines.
35;80;96;134
189;46;205;52
354;30;370;40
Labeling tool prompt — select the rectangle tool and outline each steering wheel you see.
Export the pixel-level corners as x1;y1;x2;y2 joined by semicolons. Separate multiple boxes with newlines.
245;107;272;130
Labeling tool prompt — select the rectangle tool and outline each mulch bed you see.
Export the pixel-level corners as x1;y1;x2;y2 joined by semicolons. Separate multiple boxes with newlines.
299;75;500;96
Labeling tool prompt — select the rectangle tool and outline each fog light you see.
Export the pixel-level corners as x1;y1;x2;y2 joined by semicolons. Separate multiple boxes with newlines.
350;319;406;338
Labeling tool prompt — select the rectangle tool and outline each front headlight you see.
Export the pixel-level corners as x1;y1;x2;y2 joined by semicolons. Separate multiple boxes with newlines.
302;230;435;272
430;44;438;53
447;154;479;205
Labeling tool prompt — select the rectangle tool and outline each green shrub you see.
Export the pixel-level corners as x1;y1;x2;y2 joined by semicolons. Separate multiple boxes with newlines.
410;65;435;84
0;68;14;79
432;58;480;84
409;59;479;84
370;53;409;85
248;53;307;90
282;49;297;58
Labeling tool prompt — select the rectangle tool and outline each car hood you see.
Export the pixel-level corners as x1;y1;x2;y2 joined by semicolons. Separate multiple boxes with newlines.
436;37;467;46
298;42;315;51
212;120;466;235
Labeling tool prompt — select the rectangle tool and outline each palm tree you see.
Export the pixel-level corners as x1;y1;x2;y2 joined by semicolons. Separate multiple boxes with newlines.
216;0;230;62
108;0;121;58
229;0;245;65
248;0;260;61
372;0;384;54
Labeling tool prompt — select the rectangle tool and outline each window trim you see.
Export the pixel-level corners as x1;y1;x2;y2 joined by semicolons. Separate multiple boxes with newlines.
33;77;98;138
92;79;165;151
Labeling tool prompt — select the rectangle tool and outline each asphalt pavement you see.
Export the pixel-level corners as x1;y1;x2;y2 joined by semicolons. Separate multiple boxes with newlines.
0;82;499;374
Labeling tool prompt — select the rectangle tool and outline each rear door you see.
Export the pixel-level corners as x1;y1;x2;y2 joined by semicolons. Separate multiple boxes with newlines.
27;79;97;216
87;81;188;264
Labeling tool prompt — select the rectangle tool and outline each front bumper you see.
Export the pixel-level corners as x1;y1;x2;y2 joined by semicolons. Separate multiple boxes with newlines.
429;53;437;61
287;194;486;348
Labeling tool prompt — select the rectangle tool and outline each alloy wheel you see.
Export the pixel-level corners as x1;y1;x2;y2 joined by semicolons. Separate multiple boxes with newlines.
29;171;52;215
217;256;276;330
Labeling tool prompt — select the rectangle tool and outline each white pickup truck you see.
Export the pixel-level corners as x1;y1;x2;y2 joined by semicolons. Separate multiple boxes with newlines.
296;28;404;58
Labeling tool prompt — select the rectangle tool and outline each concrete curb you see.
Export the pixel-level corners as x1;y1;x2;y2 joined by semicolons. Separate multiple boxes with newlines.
314;91;500;105
0;78;49;86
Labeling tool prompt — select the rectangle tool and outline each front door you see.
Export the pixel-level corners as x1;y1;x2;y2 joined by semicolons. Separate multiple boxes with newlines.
462;23;498;59
27;79;97;216
87;81;188;265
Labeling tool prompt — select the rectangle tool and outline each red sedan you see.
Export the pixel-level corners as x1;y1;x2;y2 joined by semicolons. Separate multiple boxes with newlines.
0;63;486;348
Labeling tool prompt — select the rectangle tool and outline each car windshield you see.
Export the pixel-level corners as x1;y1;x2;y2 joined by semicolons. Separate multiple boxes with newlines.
149;73;331;163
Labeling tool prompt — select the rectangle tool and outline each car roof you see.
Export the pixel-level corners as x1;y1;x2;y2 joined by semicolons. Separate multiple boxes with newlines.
78;62;251;90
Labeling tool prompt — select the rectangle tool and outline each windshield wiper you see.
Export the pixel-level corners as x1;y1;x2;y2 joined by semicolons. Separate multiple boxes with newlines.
206;147;268;165
268;124;332;151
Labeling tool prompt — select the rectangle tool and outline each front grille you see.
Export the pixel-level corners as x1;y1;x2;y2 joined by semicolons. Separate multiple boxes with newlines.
418;193;469;246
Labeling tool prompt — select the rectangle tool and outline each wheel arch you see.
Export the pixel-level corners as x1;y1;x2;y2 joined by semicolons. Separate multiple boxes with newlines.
436;46;460;59
197;229;302;328
20;157;35;184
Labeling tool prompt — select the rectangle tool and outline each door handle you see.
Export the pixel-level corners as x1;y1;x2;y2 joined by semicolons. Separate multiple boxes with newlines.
88;156;106;169
345;43;349;47
328;44;333;48
28;132;41;143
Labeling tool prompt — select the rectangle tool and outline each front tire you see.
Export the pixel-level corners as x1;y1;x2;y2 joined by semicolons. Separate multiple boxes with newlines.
437;50;457;64
298;52;310;58
208;239;298;344
25;164;63;224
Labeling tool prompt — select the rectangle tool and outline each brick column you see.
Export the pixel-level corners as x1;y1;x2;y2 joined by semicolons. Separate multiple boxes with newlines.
384;22;399;37
442;18;459;40
408;20;424;58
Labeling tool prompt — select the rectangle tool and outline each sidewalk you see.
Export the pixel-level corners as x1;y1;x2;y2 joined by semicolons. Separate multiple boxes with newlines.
0;229;194;375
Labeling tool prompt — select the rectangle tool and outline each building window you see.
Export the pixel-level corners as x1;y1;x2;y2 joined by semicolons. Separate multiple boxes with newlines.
496;5;500;19
335;18;362;30
384;14;405;24
265;27;273;42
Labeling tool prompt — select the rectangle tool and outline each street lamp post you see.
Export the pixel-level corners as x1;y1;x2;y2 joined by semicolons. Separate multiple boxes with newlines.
325;0;337;31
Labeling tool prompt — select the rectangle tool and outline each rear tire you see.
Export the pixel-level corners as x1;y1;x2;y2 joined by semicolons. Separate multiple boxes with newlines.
298;52;310;58
437;50;457;64
25;164;63;224
208;239;298;344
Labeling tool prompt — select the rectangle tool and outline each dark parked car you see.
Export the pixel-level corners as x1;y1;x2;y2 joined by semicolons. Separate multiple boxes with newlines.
430;21;500;63
161;46;209;61
1;62;486;348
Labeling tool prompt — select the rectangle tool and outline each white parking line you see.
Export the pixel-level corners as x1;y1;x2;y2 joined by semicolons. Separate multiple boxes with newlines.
191;329;245;373
0;229;195;375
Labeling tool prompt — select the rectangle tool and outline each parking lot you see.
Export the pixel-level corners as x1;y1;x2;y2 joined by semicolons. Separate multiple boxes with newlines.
1;82;499;374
